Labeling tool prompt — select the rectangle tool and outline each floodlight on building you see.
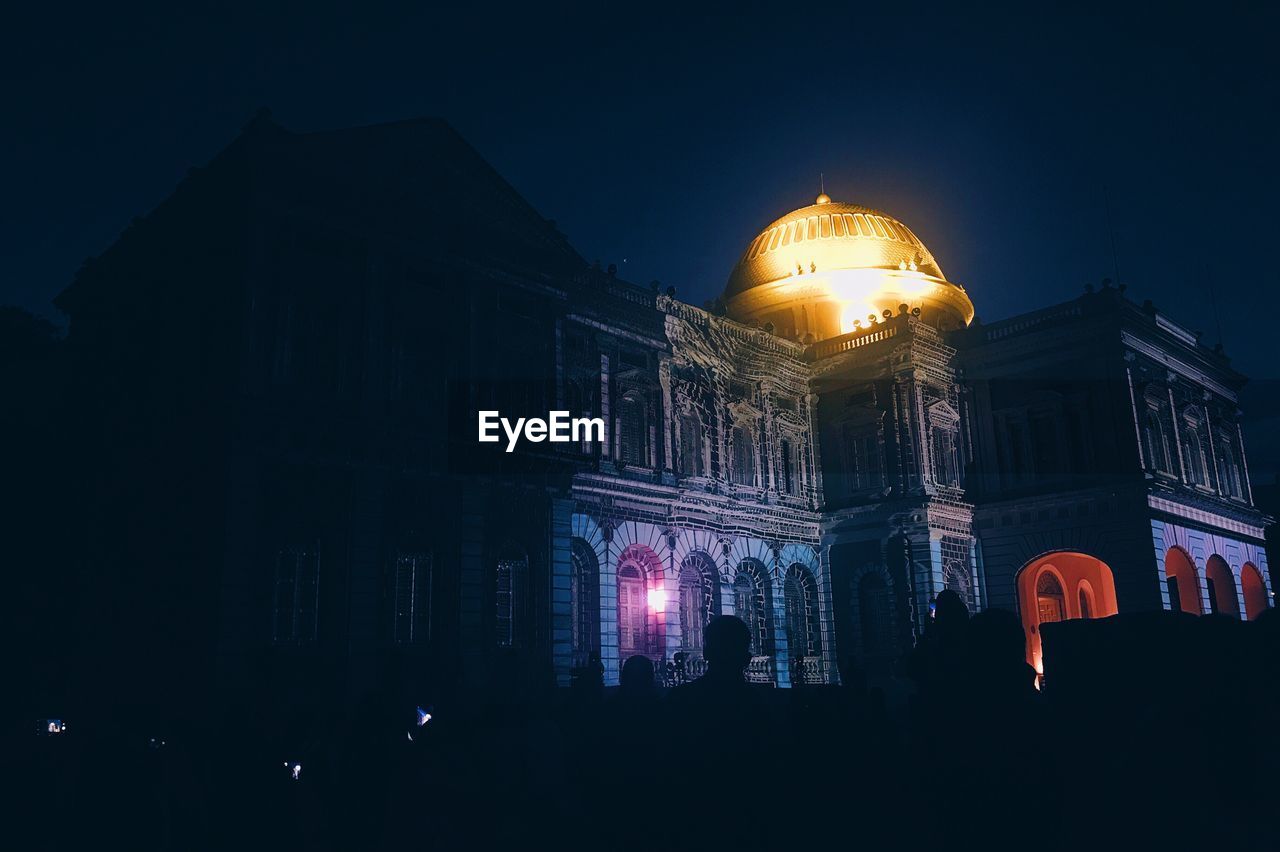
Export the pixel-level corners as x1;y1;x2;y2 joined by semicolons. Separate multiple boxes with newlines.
647;588;667;612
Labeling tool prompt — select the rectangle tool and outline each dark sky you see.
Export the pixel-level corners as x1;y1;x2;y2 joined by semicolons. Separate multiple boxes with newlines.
5;2;1279;468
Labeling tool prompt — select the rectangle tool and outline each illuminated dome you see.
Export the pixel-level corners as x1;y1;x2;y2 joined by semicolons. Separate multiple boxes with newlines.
724;194;974;341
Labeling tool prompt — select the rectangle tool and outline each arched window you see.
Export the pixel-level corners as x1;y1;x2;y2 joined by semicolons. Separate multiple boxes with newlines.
731;424;757;486
618;563;648;653
858;573;894;656
733;573;759;652
1077;583;1094;620
494;549;528;648
1205;555;1239;617
1182;415;1208;486
678;553;718;653
1144;408;1172;474
1035;571;1066;625
733;562;771;656
678;411;704;477
943;559;971;610
783;565;820;659
570;539;600;665
618;391;648;467
1242;563;1268;621
1217;437;1242;498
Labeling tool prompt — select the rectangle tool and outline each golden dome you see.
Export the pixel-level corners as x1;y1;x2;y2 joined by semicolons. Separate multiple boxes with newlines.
723;196;974;341
726;199;943;297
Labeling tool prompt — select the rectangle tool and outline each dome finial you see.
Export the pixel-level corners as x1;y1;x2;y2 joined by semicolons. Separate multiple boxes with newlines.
816;172;830;205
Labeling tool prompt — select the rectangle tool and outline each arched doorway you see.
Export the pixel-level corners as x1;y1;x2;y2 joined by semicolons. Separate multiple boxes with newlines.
1205;555;1240;618
1017;552;1119;676
1035;571;1066;625
1164;547;1202;615
1241;563;1268;621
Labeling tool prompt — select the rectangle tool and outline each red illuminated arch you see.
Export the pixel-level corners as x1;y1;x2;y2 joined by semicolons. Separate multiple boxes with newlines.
1241;562;1268;621
1164;547;1202;615
1016;551;1119;675
1205;555;1239;618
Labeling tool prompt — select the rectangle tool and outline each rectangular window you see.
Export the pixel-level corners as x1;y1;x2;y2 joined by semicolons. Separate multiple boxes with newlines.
274;547;320;644
932;427;958;487
495;558;520;648
393;553;432;645
1030;414;1058;478
781;439;796;494
732;425;757;487
1008;420;1028;481
846;429;883;492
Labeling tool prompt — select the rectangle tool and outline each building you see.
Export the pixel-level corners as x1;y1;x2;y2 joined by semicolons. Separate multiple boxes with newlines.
54;116;1271;711
954;287;1271;673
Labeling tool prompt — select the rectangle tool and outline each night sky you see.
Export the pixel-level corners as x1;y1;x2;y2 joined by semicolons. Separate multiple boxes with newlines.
6;3;1279;471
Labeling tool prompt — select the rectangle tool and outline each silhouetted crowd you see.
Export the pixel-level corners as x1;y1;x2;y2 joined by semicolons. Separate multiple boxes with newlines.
12;598;1280;851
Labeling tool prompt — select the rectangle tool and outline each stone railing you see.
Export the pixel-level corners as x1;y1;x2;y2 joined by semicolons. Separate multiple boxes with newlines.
660;652;709;687
660;654;783;686
805;323;899;361
791;656;825;685
745;655;777;686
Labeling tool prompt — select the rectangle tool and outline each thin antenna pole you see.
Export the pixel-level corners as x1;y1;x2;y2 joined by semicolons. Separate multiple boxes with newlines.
1102;184;1122;285
1206;262;1224;346
820;172;825;195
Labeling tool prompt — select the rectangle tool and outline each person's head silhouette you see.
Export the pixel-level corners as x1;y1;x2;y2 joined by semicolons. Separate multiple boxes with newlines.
702;615;752;679
620;654;655;693
934;589;970;627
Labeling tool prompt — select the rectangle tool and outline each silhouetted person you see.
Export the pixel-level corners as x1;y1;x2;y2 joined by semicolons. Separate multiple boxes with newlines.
619;654;656;695
685;614;752;687
665;616;782;846
907;589;970;703
945;608;1053;848
570;651;605;699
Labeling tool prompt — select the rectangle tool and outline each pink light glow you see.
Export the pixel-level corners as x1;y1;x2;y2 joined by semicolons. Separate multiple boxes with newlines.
647;588;667;612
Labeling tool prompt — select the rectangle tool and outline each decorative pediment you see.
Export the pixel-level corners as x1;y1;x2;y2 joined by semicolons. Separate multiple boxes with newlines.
727;399;762;424
772;408;807;432
928;400;960;423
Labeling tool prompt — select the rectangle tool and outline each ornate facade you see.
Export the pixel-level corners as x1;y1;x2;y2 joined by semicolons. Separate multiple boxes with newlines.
57;117;1271;705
